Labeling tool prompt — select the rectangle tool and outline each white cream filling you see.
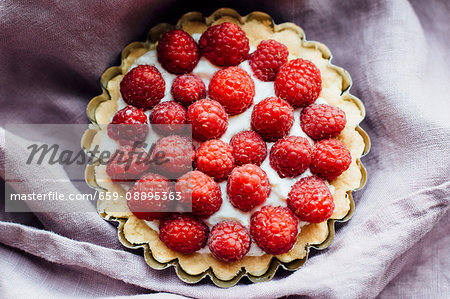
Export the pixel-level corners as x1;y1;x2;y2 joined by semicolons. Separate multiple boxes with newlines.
102;33;334;256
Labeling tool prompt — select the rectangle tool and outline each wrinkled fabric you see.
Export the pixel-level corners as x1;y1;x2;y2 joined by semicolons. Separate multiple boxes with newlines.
0;0;449;298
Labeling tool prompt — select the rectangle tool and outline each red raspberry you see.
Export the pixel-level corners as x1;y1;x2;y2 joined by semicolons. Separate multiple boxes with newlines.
159;214;208;254
287;176;335;223
175;171;222;219
270;136;312;178
150;135;194;178
248;39;289;81
127;173;174;220
250;206;298;255
120;65;165;109
171;74;206;107
187;99;228;141
227;164;271;212
209;67;255;115
251;97;294;142
107;105;149;145
310;139;351;181
157;29;200;74
230;130;267;166
275;59;322;108
195;139;234;182
208;221;251;263
199;22;249;67
300;104;346;140
106;146;149;182
149;101;187;136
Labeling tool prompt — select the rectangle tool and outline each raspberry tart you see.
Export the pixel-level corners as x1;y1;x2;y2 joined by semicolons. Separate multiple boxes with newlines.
82;9;369;287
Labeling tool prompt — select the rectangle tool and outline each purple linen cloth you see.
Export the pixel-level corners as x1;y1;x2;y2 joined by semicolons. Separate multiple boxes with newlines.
1;0;449;298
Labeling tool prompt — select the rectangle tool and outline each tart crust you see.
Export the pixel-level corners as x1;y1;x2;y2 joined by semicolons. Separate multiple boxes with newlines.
82;8;370;287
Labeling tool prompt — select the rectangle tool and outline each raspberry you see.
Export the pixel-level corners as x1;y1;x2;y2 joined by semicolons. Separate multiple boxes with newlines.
171;74;206;107
157;29;200;74
248;39;289;81
107;105;149;145
300;104;346;140
199;22;249;67
106;146;150;182
227;164;271;212
230;130;267;166
150;135;194;177
187;99;228;141
275;59;322;108
127;173;174;220
195;139;234;182
120;65;165;109
149;101;187;136
310;139;351;181
175;171;222;218
159;214;208;254
208;221;251;263
250;206;298;255
270;136;312;178
251;97;294;142
287;176;335;223
209;67;255;115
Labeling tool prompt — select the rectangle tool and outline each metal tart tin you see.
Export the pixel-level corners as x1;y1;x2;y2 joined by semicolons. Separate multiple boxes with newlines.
82;8;370;288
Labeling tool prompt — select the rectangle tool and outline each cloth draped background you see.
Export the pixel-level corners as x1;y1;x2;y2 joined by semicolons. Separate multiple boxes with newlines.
0;0;449;298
